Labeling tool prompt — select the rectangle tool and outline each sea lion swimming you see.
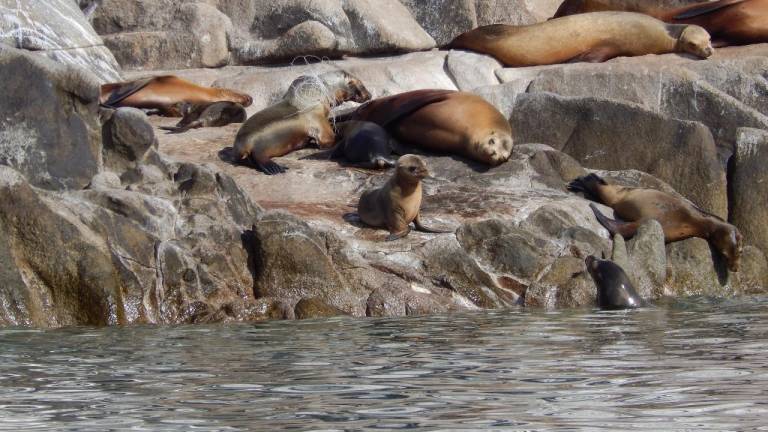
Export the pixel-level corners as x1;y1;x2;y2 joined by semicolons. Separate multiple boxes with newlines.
100;75;253;116
344;89;513;166
446;11;713;66
568;173;743;272
553;0;764;47
233;70;371;175
355;155;450;241
159;101;247;134
585;256;643;309
331;121;397;169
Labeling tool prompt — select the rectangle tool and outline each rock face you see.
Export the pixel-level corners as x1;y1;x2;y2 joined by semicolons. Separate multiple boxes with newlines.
0;0;121;81
731;128;768;256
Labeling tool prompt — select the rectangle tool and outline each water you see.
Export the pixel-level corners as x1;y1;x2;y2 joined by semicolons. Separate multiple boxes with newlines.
0;297;767;431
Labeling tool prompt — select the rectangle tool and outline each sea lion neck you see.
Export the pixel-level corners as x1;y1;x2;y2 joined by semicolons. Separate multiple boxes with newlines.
394;172;422;192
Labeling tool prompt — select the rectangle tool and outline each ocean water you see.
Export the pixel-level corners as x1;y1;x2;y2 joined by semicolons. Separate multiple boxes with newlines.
0;296;766;431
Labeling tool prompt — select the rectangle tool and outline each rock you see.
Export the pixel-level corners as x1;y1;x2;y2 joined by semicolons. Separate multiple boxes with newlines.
400;0;476;46
0;0;121;81
733;246;768;295
731;128;768;257
342;0;435;53
664;239;731;298
0;46;102;191
87;171;122;190
625;220;667;300
102;107;157;172
510;92;727;217
526;256;590;309
294;297;349;319
446;50;502;91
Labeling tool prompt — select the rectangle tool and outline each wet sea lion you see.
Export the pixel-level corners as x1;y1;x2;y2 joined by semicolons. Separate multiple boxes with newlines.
553;0;763;47
345;89;513;166
331;121;397;169
355;155;449;241
568;173;743;271
233;71;371;175
100;75;253;116
585;256;643;309
446;12;713;66
160;101;247;134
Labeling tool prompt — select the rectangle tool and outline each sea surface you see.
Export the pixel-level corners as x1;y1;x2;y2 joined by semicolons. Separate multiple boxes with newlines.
0;296;767;431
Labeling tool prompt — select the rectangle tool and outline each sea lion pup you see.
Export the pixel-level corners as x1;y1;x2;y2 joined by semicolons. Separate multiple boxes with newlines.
446;12;713;66
585;256;643;310
331;121;397;169
345;89;513;166
233;71;371;175
568;173;743;272
553;0;763;47
99;75;253;116
356;155;450;241
159;101;247;134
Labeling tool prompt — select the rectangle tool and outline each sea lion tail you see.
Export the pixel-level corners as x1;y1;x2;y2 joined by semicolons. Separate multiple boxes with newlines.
589;203;639;239
567;173;606;202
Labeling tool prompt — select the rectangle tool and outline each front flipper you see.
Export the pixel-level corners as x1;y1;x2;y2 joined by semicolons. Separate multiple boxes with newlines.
386;227;411;241
101;77;154;107
589;203;640;239
414;215;453;234
672;0;745;20
567;45;619;63
253;158;288;175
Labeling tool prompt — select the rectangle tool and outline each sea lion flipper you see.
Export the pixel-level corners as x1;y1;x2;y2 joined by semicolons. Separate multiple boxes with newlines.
101;77;155;107
672;0;745;20
589;203;639;239
567;173;606;202
354;90;455;128
255;159;288;175
567;45;618;63
414;215;452;234
386;227;411;242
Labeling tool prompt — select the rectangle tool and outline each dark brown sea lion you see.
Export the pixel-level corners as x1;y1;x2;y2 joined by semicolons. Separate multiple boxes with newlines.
345;89;513;166
585;256;644;309
446;12;713;66
331;121;397;169
99;75;253;116
568;173;743;272
553;0;762;47
355;155;449;241
159;101;247;134
233;71;371;175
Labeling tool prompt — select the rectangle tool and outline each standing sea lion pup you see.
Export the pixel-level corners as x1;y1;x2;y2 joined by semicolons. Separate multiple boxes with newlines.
233;71;371;175
356;155;450;241
100;75;253;116
585;256;644;310
568;174;743;271
446;11;713;66
160;101;247;134
346;89;513;166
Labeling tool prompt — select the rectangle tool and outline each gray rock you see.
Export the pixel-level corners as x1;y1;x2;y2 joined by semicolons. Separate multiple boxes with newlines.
446;50;502;91
295;297;349;319
102;108;157;172
731;128;768;257
626;220;667;300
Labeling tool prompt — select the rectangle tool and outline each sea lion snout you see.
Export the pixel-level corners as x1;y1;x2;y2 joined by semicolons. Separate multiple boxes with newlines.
677;25;714;58
479;134;513;165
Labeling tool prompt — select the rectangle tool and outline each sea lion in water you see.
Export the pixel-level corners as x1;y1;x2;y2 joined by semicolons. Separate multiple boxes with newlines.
233;71;371;175
446;12;713;66
585;256;643;309
345;89;513;166
355;155;449;241
331;121;397;169
568;173;743;272
553;0;763;47
160;101;247;134
100;75;253;116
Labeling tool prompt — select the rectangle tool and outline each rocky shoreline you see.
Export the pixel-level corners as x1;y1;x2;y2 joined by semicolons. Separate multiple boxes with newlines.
0;0;766;327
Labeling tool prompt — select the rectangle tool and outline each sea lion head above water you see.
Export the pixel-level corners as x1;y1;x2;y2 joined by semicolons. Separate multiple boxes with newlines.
710;224;743;272
585;256;643;310
675;24;714;58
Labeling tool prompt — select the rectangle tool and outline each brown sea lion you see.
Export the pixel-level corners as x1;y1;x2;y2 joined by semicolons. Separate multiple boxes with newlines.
100;75;253;116
345;89;513;166
553;0;762;47
159;101;247;134
446;12;713;66
355;155;449;241
568;173;743;271
233;71;371;175
331;121;397;169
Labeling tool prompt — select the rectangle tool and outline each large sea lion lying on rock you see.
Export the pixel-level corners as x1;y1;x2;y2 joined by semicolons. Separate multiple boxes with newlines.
553;0;766;47
160;101;247;134
100;75;253;116
446;11;713;66
233;71;371;175
568;173;743;272
343;89;513;166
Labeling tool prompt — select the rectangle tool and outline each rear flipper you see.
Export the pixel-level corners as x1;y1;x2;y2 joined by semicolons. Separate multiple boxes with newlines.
386;227;411;241
567;173;607;202
589;203;639;239
414;215;453;234
159;120;201;134
672;0;745;20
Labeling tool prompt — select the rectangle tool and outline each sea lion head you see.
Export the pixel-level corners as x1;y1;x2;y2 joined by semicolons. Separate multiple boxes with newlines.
711;224;743;272
320;71;372;105
473;132;513;166
585;256;642;310
676;25;713;58
396;154;429;182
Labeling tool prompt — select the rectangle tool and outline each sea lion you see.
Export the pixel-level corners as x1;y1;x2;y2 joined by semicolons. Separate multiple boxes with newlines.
233;71;371;175
100;75;253;116
446;12;713;66
553;0;763;47
345;89;513;166
356;155;449;241
568;173;743;271
585;256;643;309
159;101;247;134
331;121;397;169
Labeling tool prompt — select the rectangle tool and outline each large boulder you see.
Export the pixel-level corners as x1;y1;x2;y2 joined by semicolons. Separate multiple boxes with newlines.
730;128;768;256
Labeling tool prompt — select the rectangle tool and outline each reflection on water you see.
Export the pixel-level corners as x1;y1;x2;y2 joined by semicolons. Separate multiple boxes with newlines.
1;297;767;431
